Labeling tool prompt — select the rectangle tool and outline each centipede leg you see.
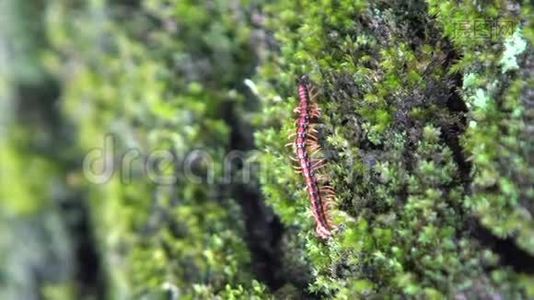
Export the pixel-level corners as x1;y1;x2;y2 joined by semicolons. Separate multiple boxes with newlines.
311;159;326;169
309;88;320;101
307;143;321;152
315;174;329;182
306;134;318;142
321;189;336;196
309;149;323;158
320;185;335;192
322;195;336;204
322;189;336;195
308;126;319;135
310;101;321;113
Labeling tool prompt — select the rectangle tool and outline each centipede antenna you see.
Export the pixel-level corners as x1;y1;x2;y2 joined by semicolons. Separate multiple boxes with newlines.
310;89;320;100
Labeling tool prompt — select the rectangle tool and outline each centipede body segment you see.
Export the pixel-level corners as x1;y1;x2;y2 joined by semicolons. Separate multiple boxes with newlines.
292;75;336;239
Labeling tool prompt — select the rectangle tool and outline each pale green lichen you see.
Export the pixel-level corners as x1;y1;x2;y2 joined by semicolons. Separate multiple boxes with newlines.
500;28;528;73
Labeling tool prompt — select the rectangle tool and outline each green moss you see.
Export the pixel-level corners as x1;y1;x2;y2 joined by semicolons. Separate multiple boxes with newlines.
2;0;532;298
255;0;533;298
44;0;269;298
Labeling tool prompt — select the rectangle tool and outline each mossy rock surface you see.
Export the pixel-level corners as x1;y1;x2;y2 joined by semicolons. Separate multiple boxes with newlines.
0;0;533;299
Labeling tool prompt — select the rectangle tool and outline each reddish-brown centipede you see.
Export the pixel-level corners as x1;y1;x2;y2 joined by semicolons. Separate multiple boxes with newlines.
290;75;336;239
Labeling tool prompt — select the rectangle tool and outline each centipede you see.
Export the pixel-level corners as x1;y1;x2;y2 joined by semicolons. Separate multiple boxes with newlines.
290;75;336;239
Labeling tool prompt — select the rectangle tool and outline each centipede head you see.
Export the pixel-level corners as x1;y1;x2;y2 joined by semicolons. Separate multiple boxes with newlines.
297;74;311;86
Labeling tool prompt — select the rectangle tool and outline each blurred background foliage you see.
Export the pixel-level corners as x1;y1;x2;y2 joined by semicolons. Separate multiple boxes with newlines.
0;0;532;299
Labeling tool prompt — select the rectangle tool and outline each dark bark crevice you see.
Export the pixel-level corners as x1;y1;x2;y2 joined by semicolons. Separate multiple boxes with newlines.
16;77;108;300
469;218;534;274
221;99;288;291
58;197;108;299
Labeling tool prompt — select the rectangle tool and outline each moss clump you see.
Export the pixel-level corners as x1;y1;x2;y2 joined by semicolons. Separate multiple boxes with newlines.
428;0;534;260
45;0;269;298
2;0;533;298
255;0;533;298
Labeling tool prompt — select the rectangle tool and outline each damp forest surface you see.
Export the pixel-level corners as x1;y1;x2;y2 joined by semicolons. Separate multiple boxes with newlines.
1;0;533;299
